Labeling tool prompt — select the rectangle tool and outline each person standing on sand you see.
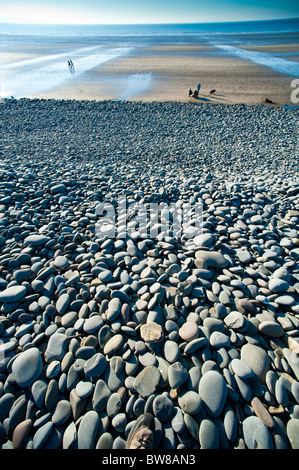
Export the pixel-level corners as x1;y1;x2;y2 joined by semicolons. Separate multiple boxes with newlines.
196;83;201;93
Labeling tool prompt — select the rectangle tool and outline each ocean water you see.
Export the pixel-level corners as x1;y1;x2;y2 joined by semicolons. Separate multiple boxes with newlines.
0;18;298;99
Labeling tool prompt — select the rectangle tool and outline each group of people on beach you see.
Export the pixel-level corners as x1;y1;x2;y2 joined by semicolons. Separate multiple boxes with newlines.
68;59;75;74
189;82;201;98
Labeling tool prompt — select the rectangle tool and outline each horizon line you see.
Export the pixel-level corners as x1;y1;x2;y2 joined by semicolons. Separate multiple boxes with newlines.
0;16;298;26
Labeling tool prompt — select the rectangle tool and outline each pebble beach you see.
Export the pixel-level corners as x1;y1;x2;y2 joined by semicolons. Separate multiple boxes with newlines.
0;97;298;450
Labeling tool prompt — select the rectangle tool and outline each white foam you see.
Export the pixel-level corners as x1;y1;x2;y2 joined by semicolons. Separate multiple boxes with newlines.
213;44;299;77
120;74;152;100
0;46;132;98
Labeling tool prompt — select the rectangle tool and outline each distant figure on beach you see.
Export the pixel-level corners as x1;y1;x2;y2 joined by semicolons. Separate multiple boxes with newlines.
189;88;193;97
210;89;216;95
196;83;201;93
68;60;75;74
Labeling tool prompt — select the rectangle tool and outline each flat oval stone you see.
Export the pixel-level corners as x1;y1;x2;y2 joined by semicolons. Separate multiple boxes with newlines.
171;407;185;433
230;359;254;379
242;416;273;449
56;293;70;315
184;337;208;355
78;410;99;449
54;256;69;269
268;278;289;293
179;321;199;342
24;234;49;246
199;419;219;449
107;298;121;321
224;407;238;442
240;343;270;384
163;340;180;363
198;370;227;418
12;347;42;387
258;321;284;337
103;334;123;355
0;285;27;303
209;331;230;348
178;391;202;415
12;419;32;449
83;315;104;333
133;366;161;397
33;422;53;449
195;250;228;268
251;397;275;429
76;381;93;398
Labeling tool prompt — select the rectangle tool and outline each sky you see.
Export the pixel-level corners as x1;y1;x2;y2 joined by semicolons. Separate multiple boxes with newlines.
0;0;298;25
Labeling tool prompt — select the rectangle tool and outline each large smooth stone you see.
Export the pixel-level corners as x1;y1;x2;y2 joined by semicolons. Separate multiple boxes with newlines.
0;285;27;303
198;370;227;417
133;366;161;397
240;343;270;383
242;416;273;449
199;419;219;449
12;347;42;387
195;250;228;268
24;234;49;246
178;391;202;415
78;410;99;449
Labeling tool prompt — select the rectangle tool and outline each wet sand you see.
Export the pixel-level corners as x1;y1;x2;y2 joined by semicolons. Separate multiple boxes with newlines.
32;44;297;106
2;42;298;105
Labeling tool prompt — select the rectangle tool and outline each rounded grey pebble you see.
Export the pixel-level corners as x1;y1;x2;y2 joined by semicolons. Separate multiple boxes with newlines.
12;347;43;388
178;390;202;415
198;370;227;417
96;432;114;449
51;400;71;425
78;410;99;449
242;416;273;449
199;419;219;449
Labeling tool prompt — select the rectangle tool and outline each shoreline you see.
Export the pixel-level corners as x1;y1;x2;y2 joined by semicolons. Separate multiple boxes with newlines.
1;42;298;105
2;95;298;109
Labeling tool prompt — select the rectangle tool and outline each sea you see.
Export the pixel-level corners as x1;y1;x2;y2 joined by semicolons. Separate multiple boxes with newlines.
0;18;299;99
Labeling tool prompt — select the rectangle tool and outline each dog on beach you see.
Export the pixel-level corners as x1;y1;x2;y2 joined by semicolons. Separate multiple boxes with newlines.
210;89;216;95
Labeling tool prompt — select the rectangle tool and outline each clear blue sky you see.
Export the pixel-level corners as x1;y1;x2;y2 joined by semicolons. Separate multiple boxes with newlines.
0;0;298;24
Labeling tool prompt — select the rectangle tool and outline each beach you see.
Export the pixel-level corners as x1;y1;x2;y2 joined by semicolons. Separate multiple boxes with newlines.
0;98;298;450
1;20;299;104
2;44;297;105
0;19;299;451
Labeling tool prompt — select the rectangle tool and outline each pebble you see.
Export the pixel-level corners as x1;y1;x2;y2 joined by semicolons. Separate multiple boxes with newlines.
12;348;43;387
78;410;99;449
178;391;202;415
133;366;161;397
242;416;273;449
240;343;270;383
178;322;199;342
0;285;27;303
198;370;227;417
199;419;219;449
168;362;188;389
0;99;298;451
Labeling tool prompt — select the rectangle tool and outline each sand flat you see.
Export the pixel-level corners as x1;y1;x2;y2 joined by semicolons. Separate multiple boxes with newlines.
35;50;294;105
